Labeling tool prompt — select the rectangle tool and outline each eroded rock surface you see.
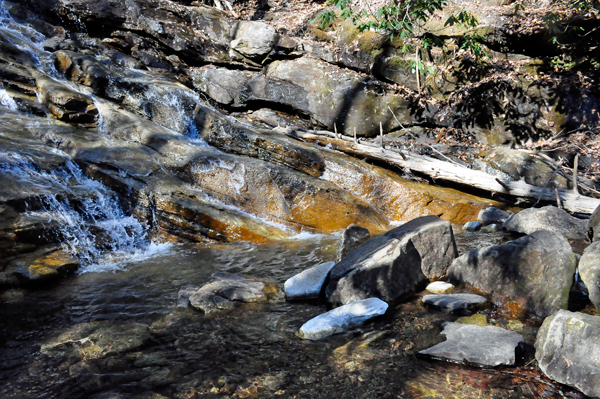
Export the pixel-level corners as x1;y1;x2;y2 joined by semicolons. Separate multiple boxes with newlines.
503;206;587;240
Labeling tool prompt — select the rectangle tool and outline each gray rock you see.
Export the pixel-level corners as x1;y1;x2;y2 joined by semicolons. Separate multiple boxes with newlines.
177;284;200;308
188;272;276;313
480;223;498;233
587;203;600;241
503;206;587;240
296;297;388;340
229;21;277;62
578;241;600;309
284;261;336;301
422;293;488;314
426;281;454;294
326;216;457;306
478;206;512;225
337;224;370;261
448;230;577;318
535;310;600;398
463;221;482;231
419;322;524;367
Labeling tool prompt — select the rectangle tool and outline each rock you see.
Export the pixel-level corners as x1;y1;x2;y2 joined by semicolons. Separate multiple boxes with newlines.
577;241;600;309
478;206;512;225
284;261;335;301
229;21;278;62
326;216;457;306
463;221;482;231
456;313;489;326
188;272;277;313
480;223;498;233
503;206;587;240
587;203;600;241
422;293;488;314
419;322;524;367
2;247;79;285
177;284;200;308
296;297;388;340
41;321;151;360
426;281;454;294
337;224;370;261
448;230;577;318
535;310;600;398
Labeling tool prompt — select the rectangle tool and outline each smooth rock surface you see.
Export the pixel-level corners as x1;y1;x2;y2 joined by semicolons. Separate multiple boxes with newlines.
284;261;335;301
503;206;587;240
448;230;577;318
188;272;276;313
426;281;454;294
463;221;482;231
478;206;512;225
587;203;600;241
326;216;457;306
577;241;600;309
296;297;388;340
337;224;370;261
419;322;524;367
535;310;600;398
422;293;488;314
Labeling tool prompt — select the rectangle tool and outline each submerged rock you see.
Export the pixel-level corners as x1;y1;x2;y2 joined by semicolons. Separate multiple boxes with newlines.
448;230;577;318
337;224;370;261
187;272;277;313
296;297;388;340
577;241;600;309
535;310;600;398
326;216;457;306
422;293;488;314
419;322;523;367
284;261;335;301
503;206;587;240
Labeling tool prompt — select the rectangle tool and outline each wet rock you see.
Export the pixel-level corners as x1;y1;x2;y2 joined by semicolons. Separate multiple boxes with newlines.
177;284;200;308
2;247;79;285
480;223;498;233
188;272;277;313
478;206;512;226
577;241;600;309
448;230;577;318
456;313;489;326
462;221;482;231
284;261;335;301
326;216;457;306
426;281;454;294
419;322;524;367
36;78;98;125
229;21;277;62
535;310;600;398
422;293;488;314
41;321;151;360
587;203;600;241
296;297;388;340
503;206;587;240
337;224;370;261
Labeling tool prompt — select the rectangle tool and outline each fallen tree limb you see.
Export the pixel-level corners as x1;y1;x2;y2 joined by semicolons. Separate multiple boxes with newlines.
285;130;600;215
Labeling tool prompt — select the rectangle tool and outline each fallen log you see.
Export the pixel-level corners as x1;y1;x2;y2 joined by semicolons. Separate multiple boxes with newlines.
283;129;600;215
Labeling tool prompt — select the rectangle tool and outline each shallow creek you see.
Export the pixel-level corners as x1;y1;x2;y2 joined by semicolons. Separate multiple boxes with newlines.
0;231;590;399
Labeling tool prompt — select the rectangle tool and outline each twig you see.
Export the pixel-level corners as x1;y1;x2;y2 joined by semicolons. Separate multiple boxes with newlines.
572;153;579;193
535;158;565;207
380;122;384;152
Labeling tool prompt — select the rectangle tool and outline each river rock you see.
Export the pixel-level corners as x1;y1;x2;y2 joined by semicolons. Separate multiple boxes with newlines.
535;310;600;398
1;247;79;285
426;281;454;294
326;216;457;306
188;272;277;313
448;230;577;318
462;221;482;231
478;206;512;225
503;206;587;240
577;241;600;309
177;284;200;308
422;293;488;314
229;21;277;62
419;322;524;367
284;261;335;301
296;297;388;340
587;203;600;241
337;224;370;261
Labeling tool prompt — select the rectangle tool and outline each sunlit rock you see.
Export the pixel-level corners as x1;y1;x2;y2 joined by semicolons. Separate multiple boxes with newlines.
577;241;600;310
422;293;488;314
284;261;335;301
426;281;454;294
503;206;587;240
2;247;79;285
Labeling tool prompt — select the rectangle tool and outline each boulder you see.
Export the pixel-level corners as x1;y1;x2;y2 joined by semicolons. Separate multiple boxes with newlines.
284;261;335;301
425;281;454;294
462;221;482;231
296;297;388;340
188;272;277;313
535;310;600;398
587;203;600;241
577;241;600;309
326;216;457;306
422;293;488;314
229;21;277;62
478;206;512;226
419;322;524;367
177;284;200;308
337;224;370;261
2;247;79;285
503;206;587;240
448;230;577;318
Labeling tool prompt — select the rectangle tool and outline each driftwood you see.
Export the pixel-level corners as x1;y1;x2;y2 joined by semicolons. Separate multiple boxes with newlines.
285;129;600;215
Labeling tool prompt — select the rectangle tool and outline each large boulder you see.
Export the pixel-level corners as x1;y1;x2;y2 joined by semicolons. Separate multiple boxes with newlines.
296;297;388;340
535;310;600;398
447;230;577;318
337;224;370;261
325;216;458;306
577;241;600;309
419;322;524;367
229;21;278;63
503;206;587;240
587;203;600;242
